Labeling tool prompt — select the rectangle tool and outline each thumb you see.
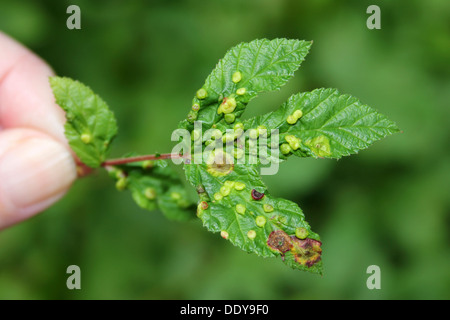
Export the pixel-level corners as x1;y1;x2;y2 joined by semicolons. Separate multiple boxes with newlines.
0;128;77;229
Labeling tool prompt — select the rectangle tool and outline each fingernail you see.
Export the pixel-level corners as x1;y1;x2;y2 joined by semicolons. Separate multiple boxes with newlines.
0;137;77;210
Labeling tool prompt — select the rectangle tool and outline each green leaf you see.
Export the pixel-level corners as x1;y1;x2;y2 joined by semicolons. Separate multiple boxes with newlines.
185;154;323;274
179;39;400;273
50;76;118;168
110;159;196;222
179;38;311;131
244;88;400;159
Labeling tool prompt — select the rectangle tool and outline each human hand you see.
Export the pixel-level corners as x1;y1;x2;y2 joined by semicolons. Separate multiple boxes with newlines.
0;32;77;230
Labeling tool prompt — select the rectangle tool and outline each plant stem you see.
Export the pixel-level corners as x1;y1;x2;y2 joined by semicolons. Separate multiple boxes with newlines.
101;153;183;167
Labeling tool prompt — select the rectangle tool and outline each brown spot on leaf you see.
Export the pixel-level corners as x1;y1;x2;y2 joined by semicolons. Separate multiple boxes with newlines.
196;185;205;194
206;150;234;177
290;237;322;267
267;230;322;268
267;230;292;254
200;201;209;210
251;189;265;200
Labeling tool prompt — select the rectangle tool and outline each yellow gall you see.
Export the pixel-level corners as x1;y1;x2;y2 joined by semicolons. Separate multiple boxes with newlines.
286;115;297;125
222;133;235;144
255;216;267;227
247;230;256;240
196;88;208;99
142;160;154;169
232;71;242;83
170;192;181;201
221;230;229;240
115;178;127;191
81;133;92;144
144;188;157;200
285;135;301;151
234;182;245;191
234;122;244;130
236;204;246;215
293;109;303;119
214;192;223;201
224;180;235;188
234;128;244;139
221;97;237;114
115;170;126;179
233;148;244;159
220;185;231;197
236;87;246;95
280;143;292;155
295;227;309;240
249;129;259;140
224;113;235;124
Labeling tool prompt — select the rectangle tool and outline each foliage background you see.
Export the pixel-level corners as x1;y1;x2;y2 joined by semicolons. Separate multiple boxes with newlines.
0;0;449;299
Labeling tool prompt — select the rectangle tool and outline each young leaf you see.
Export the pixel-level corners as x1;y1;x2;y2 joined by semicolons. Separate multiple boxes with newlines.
179;38;312;131
50;77;118;168
185;158;323;274
244;88;400;159
109;159;196;222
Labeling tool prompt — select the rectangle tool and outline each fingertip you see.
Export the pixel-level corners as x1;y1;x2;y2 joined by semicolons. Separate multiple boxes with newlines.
0;32;67;144
0;128;77;229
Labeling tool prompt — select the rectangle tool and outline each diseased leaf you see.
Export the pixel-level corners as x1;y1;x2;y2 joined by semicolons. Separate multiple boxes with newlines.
50;76;118;168
185;155;323;274
179;38;312;131
109;159;196;222
179;39;399;274
244;88;400;159
52;38;400;275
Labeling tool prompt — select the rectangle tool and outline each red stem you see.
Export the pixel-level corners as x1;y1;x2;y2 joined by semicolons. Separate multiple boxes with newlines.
101;153;183;167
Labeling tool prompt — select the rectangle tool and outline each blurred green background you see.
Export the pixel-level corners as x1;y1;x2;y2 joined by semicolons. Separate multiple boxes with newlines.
0;0;449;300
